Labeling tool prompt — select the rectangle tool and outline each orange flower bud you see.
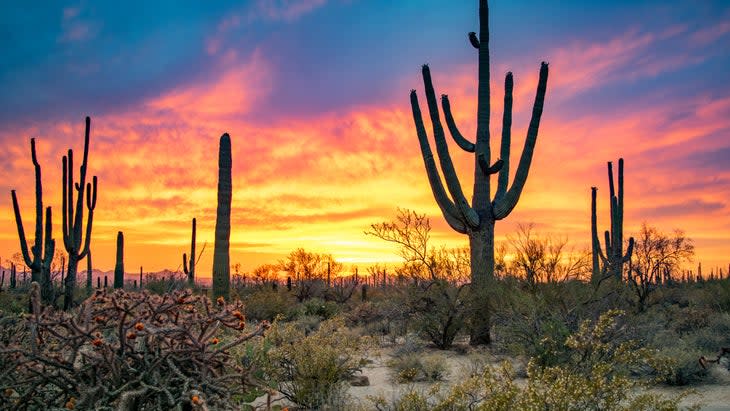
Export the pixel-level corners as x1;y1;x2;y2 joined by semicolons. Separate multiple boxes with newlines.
126;332;137;339
92;338;103;347
191;395;201;405
211;337;219;345
134;322;144;331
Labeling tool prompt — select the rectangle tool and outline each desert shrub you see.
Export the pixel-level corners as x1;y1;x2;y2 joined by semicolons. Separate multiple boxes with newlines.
345;293;412;341
0;286;268;410
143;271;188;295
0;289;28;314
243;288;298;322
257;317;372;409
371;310;697;411
647;308;730;385
300;296;340;319
411;280;466;349
387;353;448;383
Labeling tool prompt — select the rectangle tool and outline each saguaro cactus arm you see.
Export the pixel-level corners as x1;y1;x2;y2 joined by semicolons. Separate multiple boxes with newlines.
492;62;549;220
11;191;34;267
420;64;479;227
410;91;467;234
441;95;475;152
495;72;514;203
78;176;97;260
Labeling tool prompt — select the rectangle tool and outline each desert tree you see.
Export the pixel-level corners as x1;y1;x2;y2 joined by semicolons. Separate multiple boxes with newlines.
508;223;590;287
628;223;694;311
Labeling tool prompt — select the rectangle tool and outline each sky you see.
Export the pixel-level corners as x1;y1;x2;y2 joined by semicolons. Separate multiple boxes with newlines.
1;0;729;277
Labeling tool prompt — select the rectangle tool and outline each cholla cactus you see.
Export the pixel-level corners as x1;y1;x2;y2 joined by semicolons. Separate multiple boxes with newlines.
0;288;269;409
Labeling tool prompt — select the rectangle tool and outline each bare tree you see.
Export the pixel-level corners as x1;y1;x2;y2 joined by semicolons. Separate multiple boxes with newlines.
279;248;342;301
628;223;694;311
507;223;590;287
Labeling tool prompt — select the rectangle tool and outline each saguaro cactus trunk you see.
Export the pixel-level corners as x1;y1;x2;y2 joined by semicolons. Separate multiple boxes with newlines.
183;217;196;286
62;117;98;309
591;158;634;282
410;0;549;344
11;138;56;305
114;231;124;288
212;134;232;300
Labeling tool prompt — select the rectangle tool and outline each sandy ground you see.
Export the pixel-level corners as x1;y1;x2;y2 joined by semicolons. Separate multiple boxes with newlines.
255;343;730;410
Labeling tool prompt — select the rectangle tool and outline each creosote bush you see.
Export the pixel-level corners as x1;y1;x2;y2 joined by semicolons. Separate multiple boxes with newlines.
0;286;268;410
253;317;372;409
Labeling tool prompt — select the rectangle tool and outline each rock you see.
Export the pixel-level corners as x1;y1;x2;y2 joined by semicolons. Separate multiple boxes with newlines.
349;375;370;386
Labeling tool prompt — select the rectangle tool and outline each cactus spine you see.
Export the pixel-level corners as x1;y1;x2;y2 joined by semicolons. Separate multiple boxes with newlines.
114;231;124;288
591;158;634;282
212;134;232;300
410;0;548;344
183;218;196;286
11;138;55;305
62;117;98;309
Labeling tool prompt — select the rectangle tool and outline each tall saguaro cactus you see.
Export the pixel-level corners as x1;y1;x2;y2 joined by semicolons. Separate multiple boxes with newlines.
212;134;232;300
410;4;548;284
183;217;197;286
11;138;55;305
114;231;124;289
591;158;634;282
62;117;98;309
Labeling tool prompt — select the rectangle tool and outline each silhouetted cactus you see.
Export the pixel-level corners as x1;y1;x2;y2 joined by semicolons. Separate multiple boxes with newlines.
591;159;634;282
114;231;124;288
10;263;16;289
410;0;548;345
183;217;197;286
410;1;548;285
11;138;55;305
62;117;98;309
86;250;93;291
212;134;232;300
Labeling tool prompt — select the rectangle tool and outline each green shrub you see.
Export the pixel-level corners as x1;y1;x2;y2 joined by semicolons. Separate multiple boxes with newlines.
243;288;298;322
387;353;448;383
300;297;340;319
258;317;372;409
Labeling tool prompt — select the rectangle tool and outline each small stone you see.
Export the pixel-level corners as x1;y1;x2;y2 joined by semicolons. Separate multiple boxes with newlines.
349;375;370;386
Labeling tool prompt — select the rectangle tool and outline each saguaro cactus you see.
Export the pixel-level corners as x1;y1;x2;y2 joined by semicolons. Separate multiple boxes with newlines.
591;158;634;282
86;250;93;291
183;217;196;286
11;138;55;304
212;134;232;300
62;117;98;309
114;231;124;288
410;0;548;343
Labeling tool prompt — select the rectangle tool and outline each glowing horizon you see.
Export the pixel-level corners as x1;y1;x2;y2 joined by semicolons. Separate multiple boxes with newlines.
1;1;729;277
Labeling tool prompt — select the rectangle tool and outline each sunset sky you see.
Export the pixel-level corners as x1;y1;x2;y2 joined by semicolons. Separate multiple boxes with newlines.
1;0;729;278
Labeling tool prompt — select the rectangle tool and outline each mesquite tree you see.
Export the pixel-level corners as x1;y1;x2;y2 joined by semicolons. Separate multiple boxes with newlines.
591;158;634;282
62;116;98;309
410;0;549;343
11;138;55;305
212;134;232;300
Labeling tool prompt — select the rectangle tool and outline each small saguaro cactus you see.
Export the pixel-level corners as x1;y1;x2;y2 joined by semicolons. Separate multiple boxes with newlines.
11;137;55;305
212;134;232;300
114;231;124;288
591;158;634;282
183;217;197;286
